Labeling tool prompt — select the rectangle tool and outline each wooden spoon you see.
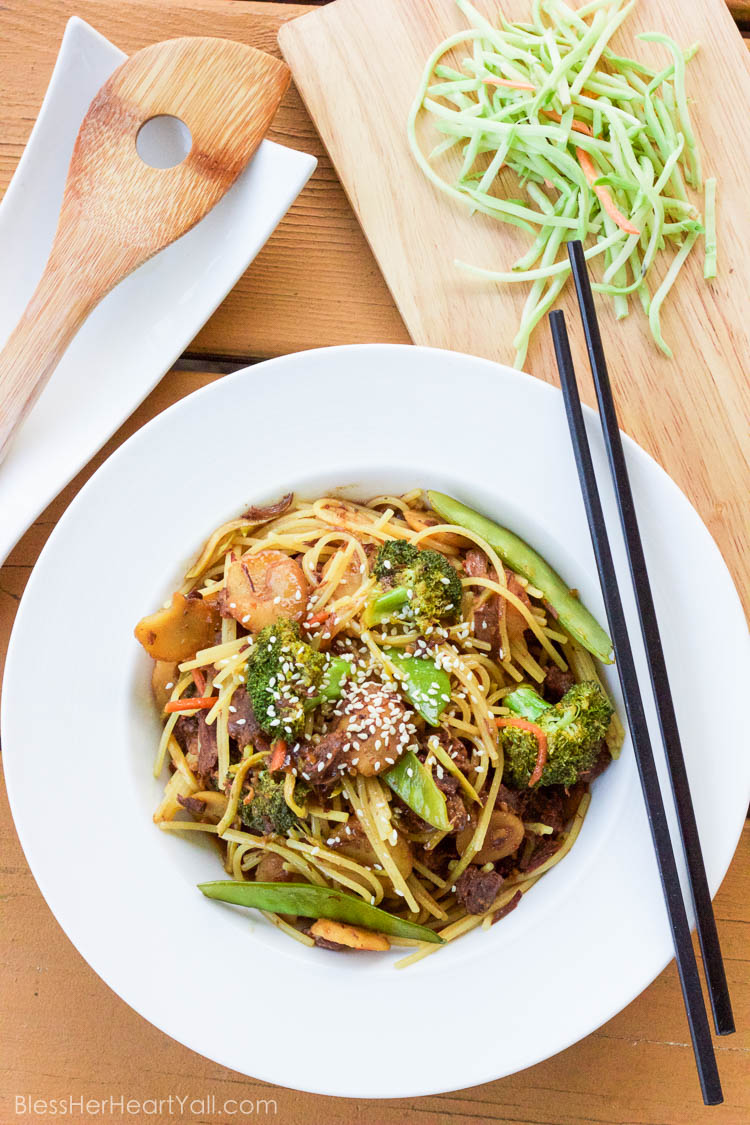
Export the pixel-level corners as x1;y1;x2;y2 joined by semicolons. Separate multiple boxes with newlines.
0;36;290;464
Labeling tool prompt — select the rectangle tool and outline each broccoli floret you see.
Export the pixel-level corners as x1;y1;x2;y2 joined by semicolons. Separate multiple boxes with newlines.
372;539;420;581
239;769;302;835
246;619;325;741
366;540;462;628
501;681;613;788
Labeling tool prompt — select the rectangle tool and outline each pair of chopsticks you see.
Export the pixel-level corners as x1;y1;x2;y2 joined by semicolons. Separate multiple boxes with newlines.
548;241;733;1107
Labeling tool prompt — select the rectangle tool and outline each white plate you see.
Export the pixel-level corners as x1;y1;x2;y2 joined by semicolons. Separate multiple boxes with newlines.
0;17;316;565
3;344;749;1098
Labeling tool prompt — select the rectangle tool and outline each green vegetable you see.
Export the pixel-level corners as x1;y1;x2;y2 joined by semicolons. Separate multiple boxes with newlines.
307;656;354;707
504;684;548;722
407;0;709;364
246;619;325;741
383;751;451;830
427;491;613;664
501;681;613;787
384;648;451;725
364;540;462;629
198;880;445;943
238;769;303;835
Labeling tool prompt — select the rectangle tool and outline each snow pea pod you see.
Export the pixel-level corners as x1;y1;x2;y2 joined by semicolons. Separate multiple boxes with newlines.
427;492;613;664
318;656;354;701
198;881;444;943
383;750;451;831
385;648;451;726
304;657;354;710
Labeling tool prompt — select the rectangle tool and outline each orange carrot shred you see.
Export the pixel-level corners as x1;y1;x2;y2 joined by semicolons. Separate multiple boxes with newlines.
303;610;330;629
269;740;288;771
541;108;593;137
483;76;536;92
164;696;218;713
576;146;641;235
495;717;548;787
192;669;206;695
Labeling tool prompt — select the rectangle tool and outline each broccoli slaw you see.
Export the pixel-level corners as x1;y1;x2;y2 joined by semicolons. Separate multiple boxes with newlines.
407;0;716;365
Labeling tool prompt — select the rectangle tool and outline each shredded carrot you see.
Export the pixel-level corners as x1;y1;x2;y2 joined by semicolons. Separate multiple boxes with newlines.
541;109;593;137
303;611;330;629
269;740;288;771
192;669;206;695
576;147;641;235
483;76;536;92
164;696;218;713
495;717;548;786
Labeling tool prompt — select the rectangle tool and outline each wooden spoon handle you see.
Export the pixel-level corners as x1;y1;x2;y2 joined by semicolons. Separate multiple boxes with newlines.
0;36;289;467
0;262;96;464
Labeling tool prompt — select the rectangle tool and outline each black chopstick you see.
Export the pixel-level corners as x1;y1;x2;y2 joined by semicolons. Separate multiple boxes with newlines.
566;238;734;1038
548;309;722;1106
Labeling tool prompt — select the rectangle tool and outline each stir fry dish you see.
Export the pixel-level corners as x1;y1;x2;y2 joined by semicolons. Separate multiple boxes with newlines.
135;490;623;965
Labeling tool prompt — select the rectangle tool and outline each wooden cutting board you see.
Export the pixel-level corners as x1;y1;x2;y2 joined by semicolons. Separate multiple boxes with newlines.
280;0;750;605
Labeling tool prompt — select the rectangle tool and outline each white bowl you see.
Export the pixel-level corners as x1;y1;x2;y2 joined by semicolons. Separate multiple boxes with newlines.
0;16;316;565
3;344;748;1098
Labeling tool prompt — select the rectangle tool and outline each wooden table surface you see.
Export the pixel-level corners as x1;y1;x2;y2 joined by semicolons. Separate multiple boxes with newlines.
1;2;748;1123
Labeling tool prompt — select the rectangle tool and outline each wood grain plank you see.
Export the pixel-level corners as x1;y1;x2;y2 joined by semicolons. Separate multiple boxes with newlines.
280;0;750;617
728;1;750;22
0;0;409;359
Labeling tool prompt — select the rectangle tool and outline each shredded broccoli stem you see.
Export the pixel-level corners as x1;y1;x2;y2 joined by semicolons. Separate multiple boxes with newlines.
648;229;699;356
407;0;711;361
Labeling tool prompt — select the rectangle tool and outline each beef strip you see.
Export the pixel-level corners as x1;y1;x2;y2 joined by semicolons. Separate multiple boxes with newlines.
494;854;520;879
525;787;566;833
228;687;270;752
173;714;199;756
491;889;523;925
463;550;488;578
463;551;531;654
414;840;456;878
543;664;576;702
496;783;528;816
394;801;432;835
444;791;470;832
313;936;350;952
431;773;469;832
464;552;500;651
455;866;504;914
242;492;293;522
473;600;501;654
577;742;612;784
176;794;206;814
432;728;471;774
299;924;350;952
294;731;350;791
520;837;561;873
196;715;218;777
171;707;219;787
